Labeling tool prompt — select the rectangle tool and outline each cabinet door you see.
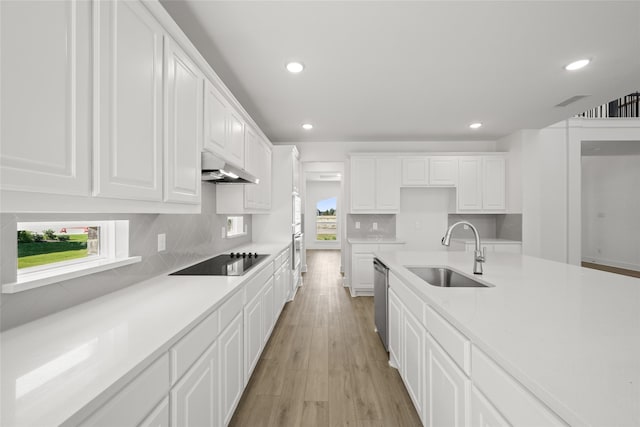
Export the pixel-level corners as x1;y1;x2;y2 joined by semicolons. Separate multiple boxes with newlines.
203;80;228;155
228;111;245;168
425;334;470;427
171;342;218;427
470;386;510;427
243;128;260;209
350;157;376;211
352;253;374;290
375;158;400;211
139;397;169;427
1;0;91;196
244;292;263;382
262;277;275;344
402;309;425;420
457;157;483;210
219;313;244;427
94;0;164;201
482;157;506;210
429;157;458;186
388;289;402;370
261;140;272;210
164;37;202;204
402;158;429;186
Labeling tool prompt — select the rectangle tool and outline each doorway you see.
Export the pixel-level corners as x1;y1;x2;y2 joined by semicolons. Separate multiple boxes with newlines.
302;162;345;273
581;140;640;276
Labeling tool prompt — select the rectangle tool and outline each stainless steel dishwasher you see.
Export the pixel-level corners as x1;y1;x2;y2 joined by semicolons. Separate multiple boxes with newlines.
373;257;389;351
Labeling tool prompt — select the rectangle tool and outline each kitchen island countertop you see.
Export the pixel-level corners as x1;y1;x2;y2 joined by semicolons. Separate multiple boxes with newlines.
373;250;640;427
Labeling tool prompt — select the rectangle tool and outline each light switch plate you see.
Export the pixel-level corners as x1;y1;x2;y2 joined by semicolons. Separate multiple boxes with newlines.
355;221;360;229
157;233;166;252
373;222;378;230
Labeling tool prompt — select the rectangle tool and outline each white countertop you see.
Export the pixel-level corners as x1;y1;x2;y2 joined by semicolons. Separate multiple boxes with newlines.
450;237;521;244
348;237;406;244
0;242;290;427
373;251;640;427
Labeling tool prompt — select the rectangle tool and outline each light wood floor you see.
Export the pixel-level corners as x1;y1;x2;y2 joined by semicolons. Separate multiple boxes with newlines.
230;250;422;427
582;261;640;279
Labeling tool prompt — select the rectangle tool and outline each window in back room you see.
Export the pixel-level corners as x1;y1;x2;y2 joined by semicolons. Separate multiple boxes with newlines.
316;197;337;241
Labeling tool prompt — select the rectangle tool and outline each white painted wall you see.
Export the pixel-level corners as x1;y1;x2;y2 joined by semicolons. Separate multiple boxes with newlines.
396;188;451;251
581;154;640;271
305;180;341;250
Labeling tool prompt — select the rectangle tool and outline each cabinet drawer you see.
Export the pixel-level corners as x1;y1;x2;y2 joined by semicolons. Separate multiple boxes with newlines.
79;354;170;427
244;262;274;302
389;273;423;324
170;309;219;384
472;346;567;426
424;305;471;376
219;289;244;332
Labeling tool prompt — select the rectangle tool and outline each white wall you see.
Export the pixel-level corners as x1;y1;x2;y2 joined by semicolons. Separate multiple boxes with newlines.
396;188;451;251
305;180;341;250
582;154;640;271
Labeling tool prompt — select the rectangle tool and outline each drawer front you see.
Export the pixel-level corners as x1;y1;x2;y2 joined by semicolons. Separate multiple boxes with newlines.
424;305;471;376
472;346;568;427
389;273;423;325
244;262;275;303
79;354;170;427
219;289;244;332
352;244;378;253
170;309;219;384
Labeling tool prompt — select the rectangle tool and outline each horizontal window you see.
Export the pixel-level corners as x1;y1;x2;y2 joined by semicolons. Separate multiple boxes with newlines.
227;216;246;238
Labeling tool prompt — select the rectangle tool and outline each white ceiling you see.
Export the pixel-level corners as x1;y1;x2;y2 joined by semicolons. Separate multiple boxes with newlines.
160;1;640;143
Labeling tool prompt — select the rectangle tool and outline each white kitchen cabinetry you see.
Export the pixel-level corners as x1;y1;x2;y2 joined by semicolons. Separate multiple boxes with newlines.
262;277;275;345
455;156;506;212
139;397;170;427
388;289;403;370
401;157;458;187
228;111;246;168
349;242;405;296
94;0;164;202
171;341;218;427
203;80;245;168
244;290;263;384
216;130;272;214
350;157;400;212
470;386;510;427
273;249;291;315
0;0;91;197
219;312;244;427
425;334;470;427
403;308;425;419
164;37;202;204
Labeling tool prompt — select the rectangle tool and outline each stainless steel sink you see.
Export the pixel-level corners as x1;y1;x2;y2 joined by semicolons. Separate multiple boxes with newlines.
405;266;491;288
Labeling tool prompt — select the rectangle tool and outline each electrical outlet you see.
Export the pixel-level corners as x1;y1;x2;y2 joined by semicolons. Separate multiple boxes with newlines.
157;233;166;252
221;227;226;239
373;222;378;230
355;221;360;229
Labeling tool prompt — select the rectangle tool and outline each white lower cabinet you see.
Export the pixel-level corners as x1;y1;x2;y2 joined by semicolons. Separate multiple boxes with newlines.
262;277;275;345
139;397;169;427
470;385;510;427
219;312;244;427
352;252;375;293
425;334;470;427
171;341;218;427
388;289;402;370
244;290;263;383
402;308;425;419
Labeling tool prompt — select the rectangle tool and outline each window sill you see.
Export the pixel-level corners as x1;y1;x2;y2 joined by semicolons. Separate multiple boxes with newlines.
226;232;247;239
2;256;142;294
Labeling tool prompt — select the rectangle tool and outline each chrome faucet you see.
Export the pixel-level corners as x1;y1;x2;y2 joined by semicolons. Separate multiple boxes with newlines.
441;221;486;274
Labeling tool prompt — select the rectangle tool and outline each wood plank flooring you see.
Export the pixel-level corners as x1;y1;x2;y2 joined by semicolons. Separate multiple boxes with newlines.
230;250;422;427
582;261;640;279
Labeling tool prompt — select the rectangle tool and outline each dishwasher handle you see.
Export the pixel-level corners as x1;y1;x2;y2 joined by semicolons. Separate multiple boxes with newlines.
373;258;389;274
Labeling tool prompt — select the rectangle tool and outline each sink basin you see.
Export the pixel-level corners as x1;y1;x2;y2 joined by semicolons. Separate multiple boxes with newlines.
405;266;491;288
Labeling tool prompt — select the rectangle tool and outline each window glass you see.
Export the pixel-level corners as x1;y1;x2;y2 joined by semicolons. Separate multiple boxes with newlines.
316;197;337;241
227;216;245;237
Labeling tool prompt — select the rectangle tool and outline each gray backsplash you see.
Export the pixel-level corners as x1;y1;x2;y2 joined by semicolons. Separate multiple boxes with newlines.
347;214;396;239
448;214;522;240
0;184;251;331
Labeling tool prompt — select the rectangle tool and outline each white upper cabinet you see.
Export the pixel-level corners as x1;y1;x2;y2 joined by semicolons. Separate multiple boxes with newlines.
429;157;458;186
0;0;91;196
203;80;228;154
401;156;457;187
228;111;246;168
482;156;506;210
455;156;506;212
94;0;164;201
164;37;202;204
351;157;400;212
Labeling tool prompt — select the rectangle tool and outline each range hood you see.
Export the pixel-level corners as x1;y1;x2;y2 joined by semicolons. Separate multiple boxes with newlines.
201;151;259;184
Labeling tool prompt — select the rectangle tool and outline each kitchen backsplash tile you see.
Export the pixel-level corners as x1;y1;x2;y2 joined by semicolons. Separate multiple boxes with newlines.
447;213;522;241
496;214;523;241
0;184;251;331
347;214;396;239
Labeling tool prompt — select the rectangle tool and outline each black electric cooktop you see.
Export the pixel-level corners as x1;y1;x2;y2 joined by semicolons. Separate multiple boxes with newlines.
170;252;268;276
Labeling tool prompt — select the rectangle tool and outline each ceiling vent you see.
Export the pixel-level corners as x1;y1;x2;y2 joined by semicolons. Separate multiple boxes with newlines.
555;95;590;107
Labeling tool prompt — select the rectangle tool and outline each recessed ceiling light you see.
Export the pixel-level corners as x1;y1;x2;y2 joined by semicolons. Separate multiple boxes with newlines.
565;59;590;71
302;123;313;130
286;62;304;73
469;122;482;129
